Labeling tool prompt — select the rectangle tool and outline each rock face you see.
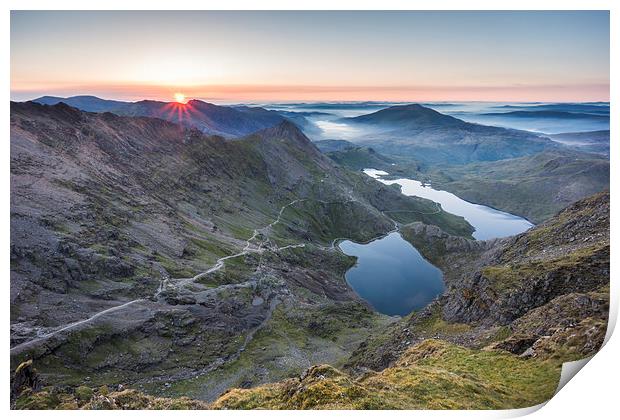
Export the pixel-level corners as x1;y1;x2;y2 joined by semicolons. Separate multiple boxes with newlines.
11;360;41;401
440;191;609;326
10;101;472;402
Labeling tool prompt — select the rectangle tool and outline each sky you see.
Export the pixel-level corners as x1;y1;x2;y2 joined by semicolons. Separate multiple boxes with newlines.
10;11;610;103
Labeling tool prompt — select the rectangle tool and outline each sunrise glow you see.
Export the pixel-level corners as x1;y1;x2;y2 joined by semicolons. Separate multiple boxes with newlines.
174;93;187;104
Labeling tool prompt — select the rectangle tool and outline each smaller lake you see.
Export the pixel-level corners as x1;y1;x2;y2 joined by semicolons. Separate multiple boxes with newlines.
339;232;444;316
364;169;533;240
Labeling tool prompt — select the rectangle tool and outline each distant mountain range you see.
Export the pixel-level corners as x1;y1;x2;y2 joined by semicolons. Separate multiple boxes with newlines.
480;110;609;120
34;95;128;112
494;103;609;115
33;95;296;138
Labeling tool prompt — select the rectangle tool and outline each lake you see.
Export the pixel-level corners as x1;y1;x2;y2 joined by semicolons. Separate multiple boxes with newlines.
364;168;534;240
339;232;444;316
337;169;534;316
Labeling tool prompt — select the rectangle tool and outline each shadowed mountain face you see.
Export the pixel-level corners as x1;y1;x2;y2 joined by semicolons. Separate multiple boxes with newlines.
340;104;558;165
10;101;473;401
35;95;128;112
33;95;291;138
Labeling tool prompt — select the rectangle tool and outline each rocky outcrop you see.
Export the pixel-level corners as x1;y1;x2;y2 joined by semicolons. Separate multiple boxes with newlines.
440;191;609;326
11;360;41;402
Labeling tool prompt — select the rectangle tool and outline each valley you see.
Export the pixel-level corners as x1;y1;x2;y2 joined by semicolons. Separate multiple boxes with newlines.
10;101;471;403
10;99;610;410
363;168;534;239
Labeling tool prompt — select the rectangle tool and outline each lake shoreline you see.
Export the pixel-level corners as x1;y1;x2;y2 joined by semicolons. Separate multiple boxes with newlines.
363;168;534;240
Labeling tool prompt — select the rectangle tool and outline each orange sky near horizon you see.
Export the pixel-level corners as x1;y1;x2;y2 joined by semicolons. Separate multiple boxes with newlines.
10;82;610;104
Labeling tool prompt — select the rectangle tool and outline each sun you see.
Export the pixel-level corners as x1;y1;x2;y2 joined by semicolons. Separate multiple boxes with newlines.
174;93;187;104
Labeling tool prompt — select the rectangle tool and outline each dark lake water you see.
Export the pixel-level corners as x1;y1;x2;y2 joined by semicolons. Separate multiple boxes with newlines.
339;232;444;316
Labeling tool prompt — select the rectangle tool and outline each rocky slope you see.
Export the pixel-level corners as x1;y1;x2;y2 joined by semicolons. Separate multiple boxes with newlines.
10;101;472;404
209;192;609;409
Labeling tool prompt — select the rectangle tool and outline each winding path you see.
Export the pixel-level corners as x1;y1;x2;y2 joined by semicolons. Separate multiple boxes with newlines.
11;190;397;355
10;299;146;354
11;197;330;354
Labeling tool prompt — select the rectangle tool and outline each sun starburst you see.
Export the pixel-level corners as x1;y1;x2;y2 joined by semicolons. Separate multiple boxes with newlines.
174;93;187;104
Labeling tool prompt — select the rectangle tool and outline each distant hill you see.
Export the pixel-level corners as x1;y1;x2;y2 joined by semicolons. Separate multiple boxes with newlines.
495;103;609;115
341;104;557;165
32;95;293;138
314;140;400;171
326;146;396;171
343;103;464;129
549;130;610;157
34;95;128;112
481;110;609;120
424;149;610;223
314;139;357;153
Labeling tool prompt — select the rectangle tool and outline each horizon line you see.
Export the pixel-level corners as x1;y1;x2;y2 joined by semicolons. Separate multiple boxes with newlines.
9;94;612;106
9;82;610;104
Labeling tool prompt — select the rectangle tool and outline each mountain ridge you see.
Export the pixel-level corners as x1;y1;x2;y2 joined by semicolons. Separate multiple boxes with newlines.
339;103;558;165
31;95;294;138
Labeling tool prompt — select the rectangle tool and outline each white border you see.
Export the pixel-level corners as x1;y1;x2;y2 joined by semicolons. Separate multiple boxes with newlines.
3;2;617;419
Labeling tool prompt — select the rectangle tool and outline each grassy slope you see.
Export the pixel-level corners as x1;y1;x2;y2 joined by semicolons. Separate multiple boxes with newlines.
426;151;609;223
15;340;560;410
211;340;560;409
